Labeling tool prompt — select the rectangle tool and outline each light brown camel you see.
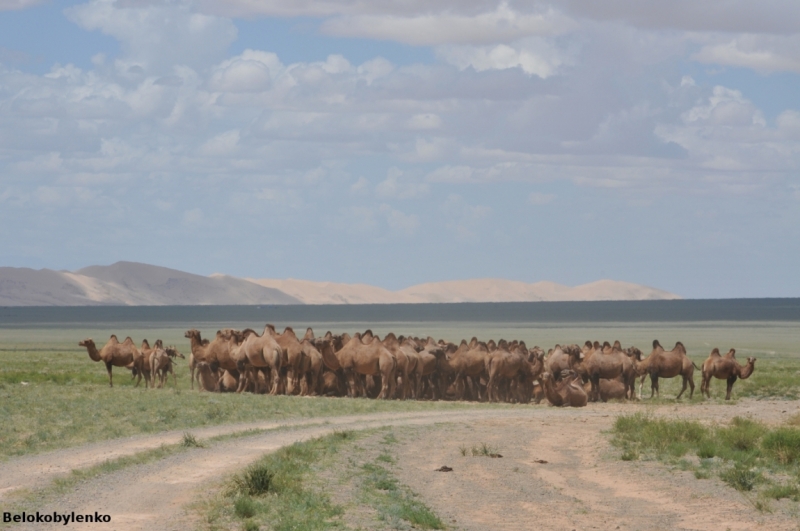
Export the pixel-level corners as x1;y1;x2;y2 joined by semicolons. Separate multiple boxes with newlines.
184;329;240;390
335;333;396;399
636;340;697;399
701;348;756;400
195;361;220;392
413;338;445;400
544;344;584;380
485;340;525;402
439;340;489;401
229;326;283;394
265;325;307;395
79;335;144;387
582;376;627;401
540;371;588;407
150;346;184;388
575;341;635;402
382;333;416;400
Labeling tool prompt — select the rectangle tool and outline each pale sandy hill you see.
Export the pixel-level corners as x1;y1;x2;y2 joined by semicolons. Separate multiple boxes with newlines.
246;278;418;304
248;277;680;304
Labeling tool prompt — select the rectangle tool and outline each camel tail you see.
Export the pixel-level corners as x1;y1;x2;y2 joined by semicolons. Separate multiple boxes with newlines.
692;361;701;371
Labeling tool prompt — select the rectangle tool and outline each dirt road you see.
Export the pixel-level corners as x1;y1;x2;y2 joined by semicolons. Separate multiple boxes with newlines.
2;399;798;531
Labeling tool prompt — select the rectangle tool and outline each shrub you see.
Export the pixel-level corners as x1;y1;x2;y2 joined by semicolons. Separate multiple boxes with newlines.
720;464;761;491
234;496;257;519
761;428;800;465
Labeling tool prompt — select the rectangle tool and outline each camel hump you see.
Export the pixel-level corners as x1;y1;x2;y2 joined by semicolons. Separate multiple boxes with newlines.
613;340;622;349
711;347;720;355
385;332;397;341
603;341;611;349
155;339;163;348
593;341;601;349
303;327;314;341
652;339;661;349
265;323;276;332
283;326;295;336
675;341;685;351
584;340;592;348
459;339;468;346
729;348;736;357
497;339;508;349
141;339;150;348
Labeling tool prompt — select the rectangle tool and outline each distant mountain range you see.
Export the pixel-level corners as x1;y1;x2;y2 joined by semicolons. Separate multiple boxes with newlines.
0;262;680;306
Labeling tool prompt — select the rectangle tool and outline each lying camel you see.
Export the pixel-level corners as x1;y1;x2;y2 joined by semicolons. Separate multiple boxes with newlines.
79;335;144;387
636;340;697;399
540;371;587;407
700;348;756;400
195;361;220;392
583;376;627;401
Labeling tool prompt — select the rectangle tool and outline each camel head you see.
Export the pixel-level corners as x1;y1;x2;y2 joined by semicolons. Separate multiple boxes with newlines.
166;346;184;359
78;338;95;348
626;347;643;361
185;329;201;340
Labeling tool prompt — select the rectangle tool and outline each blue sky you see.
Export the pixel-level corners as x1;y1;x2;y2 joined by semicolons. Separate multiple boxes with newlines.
0;0;798;298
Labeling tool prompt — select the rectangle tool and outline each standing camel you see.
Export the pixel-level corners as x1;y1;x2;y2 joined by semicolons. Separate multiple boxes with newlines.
636;340;697;400
79;335;144;387
700;348;756;400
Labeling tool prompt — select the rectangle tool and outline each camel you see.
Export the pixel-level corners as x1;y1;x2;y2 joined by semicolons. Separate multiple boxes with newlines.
150;346;184;389
636;340;697;399
195;361;220;392
440;340;489;401
582;376;627;401
575;341;636;402
265;326;307;395
485;340;526;402
544;344;584;380
79;335;144;387
413;338;445;400
335;333;396;399
700;348;756;400
539;371;588;407
382;333;417;399
184;329;240;390
228;327;283;394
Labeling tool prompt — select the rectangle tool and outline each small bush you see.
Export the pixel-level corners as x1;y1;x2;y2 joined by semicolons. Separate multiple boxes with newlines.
720;464;761;491
717;417;766;452
234;496;257;518
242;519;259;531
696;441;716;459
762;483;800;501
181;432;204;448
761;428;800;465
236;464;273;496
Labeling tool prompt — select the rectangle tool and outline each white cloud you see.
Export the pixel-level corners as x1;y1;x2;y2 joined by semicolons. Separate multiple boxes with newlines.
0;0;44;11
208;50;281;93
406;113;442;130
437;38;570;77
379;204;419;236
66;0;238;73
375;168;428;199
692;35;800;73
321;3;572;46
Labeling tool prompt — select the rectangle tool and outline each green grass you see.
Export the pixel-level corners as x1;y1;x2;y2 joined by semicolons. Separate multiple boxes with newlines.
360;460;445;529
611;413;800;507
204;432;354;531
0;347;493;460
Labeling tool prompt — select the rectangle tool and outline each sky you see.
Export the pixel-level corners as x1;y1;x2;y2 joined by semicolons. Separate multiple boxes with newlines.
0;0;798;298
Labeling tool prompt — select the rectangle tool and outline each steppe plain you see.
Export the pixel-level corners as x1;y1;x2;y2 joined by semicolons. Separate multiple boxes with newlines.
0;317;799;531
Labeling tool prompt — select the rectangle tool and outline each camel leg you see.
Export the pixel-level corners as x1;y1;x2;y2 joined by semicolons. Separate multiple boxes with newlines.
638;374;647;399
676;376;688;400
650;374;658;398
726;375;737;400
688;374;695;399
105;362;114;387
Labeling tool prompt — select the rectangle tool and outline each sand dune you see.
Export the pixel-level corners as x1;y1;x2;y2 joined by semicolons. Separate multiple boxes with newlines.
0;262;680;306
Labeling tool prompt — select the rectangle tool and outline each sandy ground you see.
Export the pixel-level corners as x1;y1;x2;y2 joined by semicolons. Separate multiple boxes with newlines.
1;399;798;531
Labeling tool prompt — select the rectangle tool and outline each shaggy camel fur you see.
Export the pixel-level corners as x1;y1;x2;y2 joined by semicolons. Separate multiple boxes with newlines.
636;340;697;399
229;327;283;395
335;333;397;399
195;361;220;392
185;329;240;390
544;344;584;380
700;348;756;400
150;346;184;388
540;371;588;407
79;335;143;387
485;340;531;402
583;376;627;401
440;340;489;401
575;341;636;402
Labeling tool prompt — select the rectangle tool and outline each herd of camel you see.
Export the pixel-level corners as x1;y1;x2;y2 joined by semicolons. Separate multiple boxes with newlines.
78;325;757;406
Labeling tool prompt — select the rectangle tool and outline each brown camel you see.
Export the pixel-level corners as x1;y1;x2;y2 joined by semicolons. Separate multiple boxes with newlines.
582;376;627;401
701;348;756;400
540;371;588;407
439;340;489;401
636;340;697;399
265;326;307;395
150;346;184;388
413;338;445;400
79;335;144;387
544;344;584;380
229;326;283;394
195;361;220;392
485;340;526;402
335;333;396;399
575;341;635;402
382;333;417;400
184;329;240;390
